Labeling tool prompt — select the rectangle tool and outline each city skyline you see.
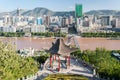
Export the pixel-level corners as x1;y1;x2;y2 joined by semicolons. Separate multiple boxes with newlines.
0;0;120;12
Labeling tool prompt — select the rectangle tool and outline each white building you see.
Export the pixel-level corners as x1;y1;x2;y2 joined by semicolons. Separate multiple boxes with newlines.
69;16;73;24
115;18;120;28
23;26;31;32
100;15;113;26
0;20;4;26
31;25;46;33
111;18;120;28
60;28;68;33
1;26;16;32
50;16;59;23
58;16;63;27
15;21;28;26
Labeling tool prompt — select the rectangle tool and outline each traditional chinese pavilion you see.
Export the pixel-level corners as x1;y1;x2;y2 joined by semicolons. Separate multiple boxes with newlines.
49;37;78;71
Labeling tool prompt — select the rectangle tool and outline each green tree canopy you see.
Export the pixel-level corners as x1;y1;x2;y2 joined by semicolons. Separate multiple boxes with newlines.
0;41;38;80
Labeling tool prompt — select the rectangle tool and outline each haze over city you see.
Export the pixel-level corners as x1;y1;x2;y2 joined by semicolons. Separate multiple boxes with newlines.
0;0;120;12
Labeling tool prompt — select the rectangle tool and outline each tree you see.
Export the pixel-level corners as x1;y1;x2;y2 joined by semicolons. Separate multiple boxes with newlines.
0;41;38;80
77;48;120;79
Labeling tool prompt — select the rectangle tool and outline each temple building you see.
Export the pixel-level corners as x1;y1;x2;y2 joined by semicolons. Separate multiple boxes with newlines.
48;37;78;71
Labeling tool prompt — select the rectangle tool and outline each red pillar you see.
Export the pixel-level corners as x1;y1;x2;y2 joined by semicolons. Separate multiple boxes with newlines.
65;56;67;64
53;54;54;61
58;56;60;71
50;54;52;67
65;56;67;61
55;54;56;60
68;56;70;67
65;56;67;69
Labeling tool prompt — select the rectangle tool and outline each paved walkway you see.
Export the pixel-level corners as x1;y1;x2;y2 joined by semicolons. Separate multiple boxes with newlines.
34;56;94;80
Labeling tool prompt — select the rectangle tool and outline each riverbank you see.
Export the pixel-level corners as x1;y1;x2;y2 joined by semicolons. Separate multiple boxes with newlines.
0;32;67;37
81;32;120;38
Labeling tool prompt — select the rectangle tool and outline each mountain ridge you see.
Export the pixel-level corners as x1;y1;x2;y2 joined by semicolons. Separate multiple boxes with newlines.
0;7;120;17
85;10;120;15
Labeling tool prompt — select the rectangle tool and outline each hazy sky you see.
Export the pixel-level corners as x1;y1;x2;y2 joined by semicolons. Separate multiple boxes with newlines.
0;0;120;12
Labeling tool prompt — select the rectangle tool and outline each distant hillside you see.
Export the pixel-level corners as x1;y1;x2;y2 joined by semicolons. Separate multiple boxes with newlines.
21;7;75;17
0;7;75;17
0;9;26;17
84;10;120;15
54;11;75;17
22;7;54;17
0;8;120;17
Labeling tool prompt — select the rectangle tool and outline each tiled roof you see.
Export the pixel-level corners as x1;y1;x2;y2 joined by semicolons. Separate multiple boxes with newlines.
49;37;78;56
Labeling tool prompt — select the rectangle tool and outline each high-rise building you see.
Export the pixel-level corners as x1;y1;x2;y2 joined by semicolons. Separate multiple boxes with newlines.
3;15;11;25
65;18;69;26
68;16;73;24
17;8;20;16
75;4;83;33
45;16;50;26
50;16;59;23
116;18;120;28
111;18;120;28
0;20;3;26
31;25;46;33
62;17;69;27
75;4;83;18
2;26;16;32
101;15;112;26
37;17;43;25
58;16;63;26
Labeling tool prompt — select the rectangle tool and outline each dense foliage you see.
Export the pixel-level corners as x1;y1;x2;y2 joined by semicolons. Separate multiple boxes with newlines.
0;32;67;37
44;74;88;80
32;51;50;64
31;32;66;37
82;32;120;38
0;42;39;80
71;48;120;79
0;32;25;37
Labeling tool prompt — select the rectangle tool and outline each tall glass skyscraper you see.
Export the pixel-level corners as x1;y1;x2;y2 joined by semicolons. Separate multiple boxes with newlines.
75;4;83;33
75;4;83;18
37;17;43;25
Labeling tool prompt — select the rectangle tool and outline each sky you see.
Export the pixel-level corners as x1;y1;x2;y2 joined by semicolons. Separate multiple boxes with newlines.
0;0;120;12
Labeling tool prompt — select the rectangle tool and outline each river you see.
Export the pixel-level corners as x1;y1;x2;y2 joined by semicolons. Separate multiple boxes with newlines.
0;37;120;51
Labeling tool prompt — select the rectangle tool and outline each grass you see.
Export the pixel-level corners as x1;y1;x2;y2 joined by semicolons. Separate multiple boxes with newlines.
44;74;88;80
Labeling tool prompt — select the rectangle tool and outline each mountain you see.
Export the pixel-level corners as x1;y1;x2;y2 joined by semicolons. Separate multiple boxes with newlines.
22;7;54;17
21;7;75;17
0;7;120;17
54;11;75;17
0;7;75;17
0;9;26;17
84;10;120;15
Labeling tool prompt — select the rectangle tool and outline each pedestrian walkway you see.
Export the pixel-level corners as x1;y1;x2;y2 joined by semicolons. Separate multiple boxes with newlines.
35;56;94;80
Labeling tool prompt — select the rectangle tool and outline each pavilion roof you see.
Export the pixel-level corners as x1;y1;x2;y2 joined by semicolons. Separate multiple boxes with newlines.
49;37;78;56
